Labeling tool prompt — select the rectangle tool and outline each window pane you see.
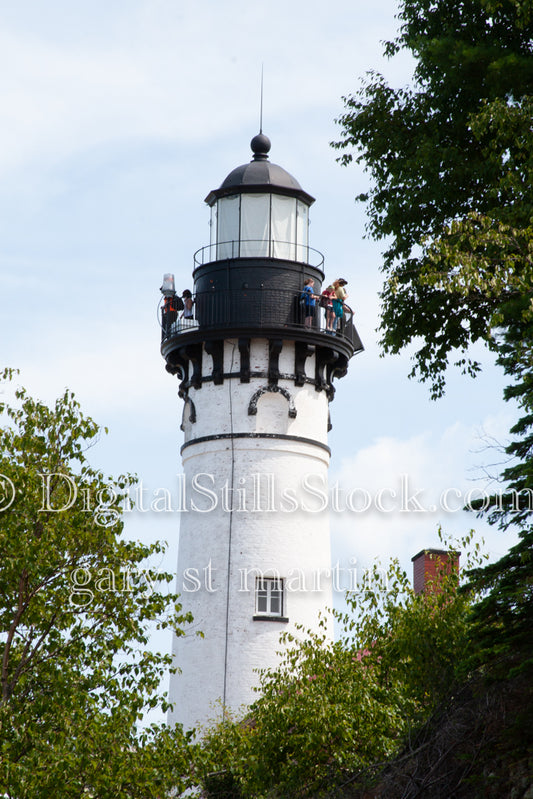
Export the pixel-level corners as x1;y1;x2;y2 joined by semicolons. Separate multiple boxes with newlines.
256;577;283;616
241;194;270;257
210;205;216;249
296;201;309;263
272;195;296;260
217;196;240;259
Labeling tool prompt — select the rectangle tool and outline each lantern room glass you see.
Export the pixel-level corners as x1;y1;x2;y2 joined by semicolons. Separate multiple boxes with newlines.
240;194;270;257
216;194;240;259
296;200;309;263
214;192;310;261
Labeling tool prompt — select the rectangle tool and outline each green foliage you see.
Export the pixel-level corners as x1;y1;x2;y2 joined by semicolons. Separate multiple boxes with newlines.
332;0;533;398
463;308;533;679
194;533;480;799
0;369;194;797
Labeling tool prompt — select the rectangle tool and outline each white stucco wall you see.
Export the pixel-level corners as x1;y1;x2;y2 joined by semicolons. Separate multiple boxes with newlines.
168;339;334;732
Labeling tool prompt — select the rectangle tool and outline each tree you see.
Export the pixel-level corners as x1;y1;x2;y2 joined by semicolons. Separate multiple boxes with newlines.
0;369;194;797
332;0;533;397
331;0;533;699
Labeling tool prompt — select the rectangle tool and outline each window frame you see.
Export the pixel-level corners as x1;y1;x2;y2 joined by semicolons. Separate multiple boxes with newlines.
253;576;288;622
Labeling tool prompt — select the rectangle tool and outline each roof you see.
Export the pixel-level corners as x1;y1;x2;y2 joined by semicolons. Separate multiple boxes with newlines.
204;133;315;207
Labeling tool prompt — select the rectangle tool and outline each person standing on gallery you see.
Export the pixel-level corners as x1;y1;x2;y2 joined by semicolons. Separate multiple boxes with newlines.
162;293;179;336
332;278;348;332
180;289;194;327
302;278;317;329
321;284;336;333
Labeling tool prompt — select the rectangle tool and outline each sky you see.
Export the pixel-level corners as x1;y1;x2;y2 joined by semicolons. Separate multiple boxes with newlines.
0;0;520;699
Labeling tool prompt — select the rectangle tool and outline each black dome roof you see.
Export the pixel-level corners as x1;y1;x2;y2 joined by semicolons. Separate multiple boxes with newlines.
204;134;315;207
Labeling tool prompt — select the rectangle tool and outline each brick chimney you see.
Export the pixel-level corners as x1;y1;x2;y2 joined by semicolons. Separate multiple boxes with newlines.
411;549;460;595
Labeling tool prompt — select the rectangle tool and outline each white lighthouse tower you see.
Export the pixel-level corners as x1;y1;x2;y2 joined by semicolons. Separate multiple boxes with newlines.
161;133;362;732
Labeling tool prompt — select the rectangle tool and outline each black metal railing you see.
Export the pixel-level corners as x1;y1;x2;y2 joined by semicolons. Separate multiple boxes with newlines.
160;287;360;351
193;240;324;268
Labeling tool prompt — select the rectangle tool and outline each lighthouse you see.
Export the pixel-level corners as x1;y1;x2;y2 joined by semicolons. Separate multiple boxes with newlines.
161;133;362;732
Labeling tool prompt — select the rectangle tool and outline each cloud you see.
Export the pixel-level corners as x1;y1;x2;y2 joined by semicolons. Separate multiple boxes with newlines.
329;414;519;580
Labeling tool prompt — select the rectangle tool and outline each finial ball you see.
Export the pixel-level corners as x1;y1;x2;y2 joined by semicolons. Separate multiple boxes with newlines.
250;133;271;157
